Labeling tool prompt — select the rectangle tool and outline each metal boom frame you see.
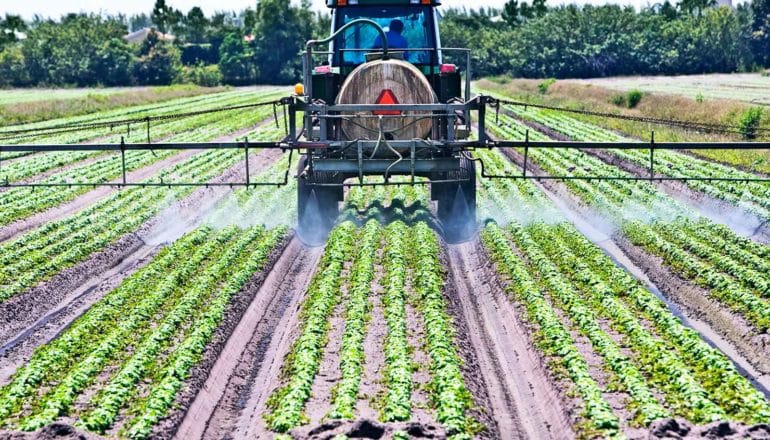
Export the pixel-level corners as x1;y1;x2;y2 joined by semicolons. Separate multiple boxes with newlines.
2;95;770;188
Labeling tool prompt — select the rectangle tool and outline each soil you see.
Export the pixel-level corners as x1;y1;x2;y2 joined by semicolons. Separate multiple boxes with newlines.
145;233;294;440
174;238;322;440
444;239;575;440
0;423;106;440
304;262;351;425
649;418;770;440
357;248;387;420
289;418;446;439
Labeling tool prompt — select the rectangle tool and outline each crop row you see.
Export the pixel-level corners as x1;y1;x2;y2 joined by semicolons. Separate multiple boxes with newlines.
484;116;770;335
0;221;288;438
3;90;265;145
0;123;287;303
264;196;477;437
475;150;770;437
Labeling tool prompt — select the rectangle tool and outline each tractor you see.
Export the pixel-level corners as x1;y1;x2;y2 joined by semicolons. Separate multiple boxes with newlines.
4;0;767;248
283;0;482;244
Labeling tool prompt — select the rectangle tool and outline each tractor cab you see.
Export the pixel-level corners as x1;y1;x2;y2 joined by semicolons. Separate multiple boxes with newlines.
330;2;439;68
311;0;462;107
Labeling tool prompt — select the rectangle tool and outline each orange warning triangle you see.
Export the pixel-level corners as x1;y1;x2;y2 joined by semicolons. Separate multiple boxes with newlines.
373;89;401;116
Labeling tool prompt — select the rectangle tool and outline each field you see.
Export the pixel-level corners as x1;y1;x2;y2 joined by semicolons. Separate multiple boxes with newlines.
570;73;770;106
0;81;769;440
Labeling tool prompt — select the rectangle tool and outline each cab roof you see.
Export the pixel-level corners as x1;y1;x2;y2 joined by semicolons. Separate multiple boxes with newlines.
326;0;441;8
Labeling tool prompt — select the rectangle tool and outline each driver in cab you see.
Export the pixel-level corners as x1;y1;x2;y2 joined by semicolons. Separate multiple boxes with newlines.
373;19;408;59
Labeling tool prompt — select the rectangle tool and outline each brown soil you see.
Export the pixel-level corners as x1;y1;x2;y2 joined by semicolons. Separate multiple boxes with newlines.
289;418;446;439
143;233;295;439
404;296;434;425
445;239;575;440
649;418;770;439
0;423;106;440
614;233;770;378
304;262;351;425
0;242;159;384
174;238;322;440
357;248;387;420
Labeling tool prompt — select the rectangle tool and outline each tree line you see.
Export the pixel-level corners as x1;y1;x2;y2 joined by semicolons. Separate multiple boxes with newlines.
442;0;770;78
0;0;768;88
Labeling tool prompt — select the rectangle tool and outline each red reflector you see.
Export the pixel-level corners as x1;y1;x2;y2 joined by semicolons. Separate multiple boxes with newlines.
314;65;331;74
373;89;401;116
440;64;457;73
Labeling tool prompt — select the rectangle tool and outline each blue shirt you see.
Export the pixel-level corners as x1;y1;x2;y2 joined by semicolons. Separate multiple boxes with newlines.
373;30;408;50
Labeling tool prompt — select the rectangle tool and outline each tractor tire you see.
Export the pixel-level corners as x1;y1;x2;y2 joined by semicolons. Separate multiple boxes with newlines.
297;157;342;246
432;155;477;243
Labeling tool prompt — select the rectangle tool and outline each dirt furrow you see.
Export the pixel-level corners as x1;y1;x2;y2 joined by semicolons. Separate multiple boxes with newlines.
174;238;321;440
445;240;575;440
304;264;350;425
0;243;159;384
356;259;387;420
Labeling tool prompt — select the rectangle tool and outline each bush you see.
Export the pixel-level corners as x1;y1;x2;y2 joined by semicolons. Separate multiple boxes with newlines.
626;89;643;108
183;64;222;87
762;69;770;77
695;93;705;103
738;107;763;139
538;78;556;94
611;94;626;107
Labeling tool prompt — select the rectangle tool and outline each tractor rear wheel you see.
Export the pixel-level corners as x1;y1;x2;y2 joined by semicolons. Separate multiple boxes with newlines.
432;155;477;243
297;157;342;246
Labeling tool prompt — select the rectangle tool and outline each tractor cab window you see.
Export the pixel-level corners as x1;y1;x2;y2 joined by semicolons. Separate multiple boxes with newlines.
333;6;436;66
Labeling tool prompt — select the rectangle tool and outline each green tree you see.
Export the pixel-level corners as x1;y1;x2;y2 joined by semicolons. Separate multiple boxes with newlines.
751;0;770;66
0;14;27;48
184;7;209;43
218;31;257;85
151;0;181;34
94;38;134;86
21;14;130;86
252;0;317;84
133;38;181;85
129;13;151;32
0;46;29;86
502;0;521;26
678;0;717;17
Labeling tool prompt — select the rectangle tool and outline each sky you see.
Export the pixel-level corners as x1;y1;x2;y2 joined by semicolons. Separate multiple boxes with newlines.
2;0;662;20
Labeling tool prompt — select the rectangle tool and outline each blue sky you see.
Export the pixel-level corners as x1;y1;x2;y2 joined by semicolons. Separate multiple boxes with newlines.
4;0;660;20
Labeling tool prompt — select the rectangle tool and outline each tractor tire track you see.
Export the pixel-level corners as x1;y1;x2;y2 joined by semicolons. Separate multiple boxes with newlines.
445;239;575;440
174;238;322;440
